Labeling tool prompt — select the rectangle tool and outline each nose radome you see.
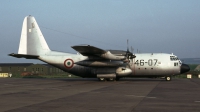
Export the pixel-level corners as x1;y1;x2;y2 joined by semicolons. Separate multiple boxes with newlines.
181;64;190;74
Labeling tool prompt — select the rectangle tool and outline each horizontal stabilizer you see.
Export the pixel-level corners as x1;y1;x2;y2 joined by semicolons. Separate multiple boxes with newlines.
72;45;106;56
8;53;39;59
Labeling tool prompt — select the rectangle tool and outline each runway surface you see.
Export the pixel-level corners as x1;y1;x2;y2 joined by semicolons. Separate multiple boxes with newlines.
0;78;200;112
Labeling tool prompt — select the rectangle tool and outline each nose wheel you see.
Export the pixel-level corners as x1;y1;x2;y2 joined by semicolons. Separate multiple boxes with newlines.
165;76;171;81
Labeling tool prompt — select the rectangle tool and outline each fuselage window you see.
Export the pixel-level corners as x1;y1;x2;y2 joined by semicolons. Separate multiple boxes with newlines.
174;63;178;66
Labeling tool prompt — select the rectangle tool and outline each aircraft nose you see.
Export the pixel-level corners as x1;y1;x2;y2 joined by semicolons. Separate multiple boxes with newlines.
180;64;190;74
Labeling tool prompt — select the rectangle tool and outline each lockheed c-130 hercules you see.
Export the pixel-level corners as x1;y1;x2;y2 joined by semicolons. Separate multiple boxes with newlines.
9;15;190;81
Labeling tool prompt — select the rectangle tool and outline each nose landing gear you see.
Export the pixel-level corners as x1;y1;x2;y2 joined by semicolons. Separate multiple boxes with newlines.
165;76;171;81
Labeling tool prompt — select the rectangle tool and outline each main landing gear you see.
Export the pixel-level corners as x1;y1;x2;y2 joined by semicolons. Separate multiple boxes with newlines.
98;77;120;81
98;77;106;81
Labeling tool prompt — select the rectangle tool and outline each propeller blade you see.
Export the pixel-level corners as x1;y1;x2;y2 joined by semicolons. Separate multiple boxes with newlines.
127;39;129;52
131;46;133;53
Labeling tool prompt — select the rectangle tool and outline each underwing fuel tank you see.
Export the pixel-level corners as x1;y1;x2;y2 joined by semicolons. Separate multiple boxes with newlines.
116;67;132;76
75;60;123;67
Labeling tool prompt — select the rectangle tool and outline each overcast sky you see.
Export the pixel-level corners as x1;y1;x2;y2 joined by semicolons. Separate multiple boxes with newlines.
0;0;200;63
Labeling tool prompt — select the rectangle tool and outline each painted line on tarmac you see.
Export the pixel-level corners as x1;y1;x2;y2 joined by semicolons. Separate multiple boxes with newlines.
125;95;156;98
146;97;156;99
125;95;145;98
195;101;200;103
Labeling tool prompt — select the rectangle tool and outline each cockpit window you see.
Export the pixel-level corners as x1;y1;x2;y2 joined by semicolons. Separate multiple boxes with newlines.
170;56;179;61
179;61;182;65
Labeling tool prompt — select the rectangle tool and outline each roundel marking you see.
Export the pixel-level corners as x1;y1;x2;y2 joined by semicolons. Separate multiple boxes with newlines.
64;59;74;69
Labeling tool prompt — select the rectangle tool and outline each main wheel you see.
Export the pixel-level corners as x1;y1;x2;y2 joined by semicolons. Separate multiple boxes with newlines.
98;78;105;81
108;78;115;81
165;76;171;81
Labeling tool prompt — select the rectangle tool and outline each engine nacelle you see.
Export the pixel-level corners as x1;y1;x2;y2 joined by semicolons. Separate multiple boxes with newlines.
116;67;132;76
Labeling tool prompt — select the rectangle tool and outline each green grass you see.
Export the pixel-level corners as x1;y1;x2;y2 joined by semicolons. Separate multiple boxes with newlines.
10;73;80;78
188;64;199;71
39;74;80;78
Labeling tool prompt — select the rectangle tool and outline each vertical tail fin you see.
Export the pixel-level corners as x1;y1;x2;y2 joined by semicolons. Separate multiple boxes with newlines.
18;15;50;55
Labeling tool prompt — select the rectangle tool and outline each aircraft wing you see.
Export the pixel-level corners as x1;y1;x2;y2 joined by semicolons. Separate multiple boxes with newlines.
72;45;125;60
72;45;106;56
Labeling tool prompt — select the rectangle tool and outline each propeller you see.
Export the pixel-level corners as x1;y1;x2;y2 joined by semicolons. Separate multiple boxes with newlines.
124;40;136;67
130;46;134;65
125;40;136;60
131;46;134;54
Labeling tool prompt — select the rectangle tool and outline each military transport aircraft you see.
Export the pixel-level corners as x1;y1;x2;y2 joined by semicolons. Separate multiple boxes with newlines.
9;15;190;81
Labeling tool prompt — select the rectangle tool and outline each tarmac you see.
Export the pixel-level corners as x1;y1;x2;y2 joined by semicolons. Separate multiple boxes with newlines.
0;78;200;112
